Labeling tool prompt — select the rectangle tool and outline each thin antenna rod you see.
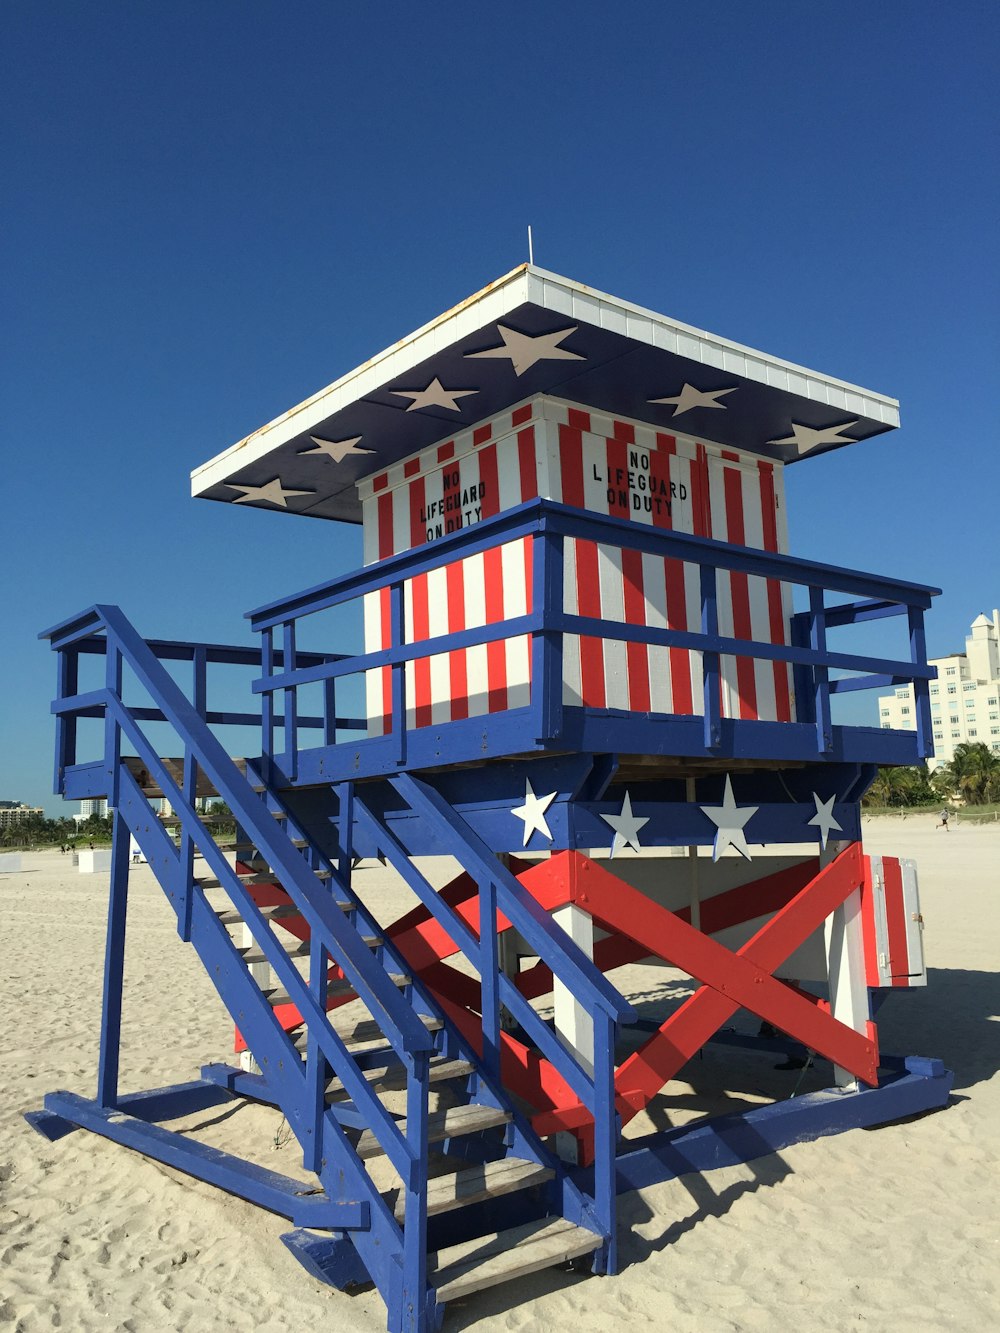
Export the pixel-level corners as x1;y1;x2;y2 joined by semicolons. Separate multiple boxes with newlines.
527;224;534;265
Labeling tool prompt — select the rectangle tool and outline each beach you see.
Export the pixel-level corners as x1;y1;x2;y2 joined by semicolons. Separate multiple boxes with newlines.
2;815;998;1331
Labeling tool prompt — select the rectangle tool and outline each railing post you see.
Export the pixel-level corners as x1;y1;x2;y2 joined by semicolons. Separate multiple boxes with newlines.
908;606;933;760
323;677;337;747
54;648;79;794
282;620;298;781
700;564;722;749
390;582;407;767
96;808;131;1109
532;527;564;743
261;627;275;784
809;586;832;753
104;640;123;807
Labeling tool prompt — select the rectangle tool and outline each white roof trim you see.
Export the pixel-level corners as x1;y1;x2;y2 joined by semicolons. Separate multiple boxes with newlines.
191;264;900;497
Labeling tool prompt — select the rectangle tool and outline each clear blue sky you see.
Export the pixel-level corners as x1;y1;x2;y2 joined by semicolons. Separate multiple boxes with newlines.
2;2;997;813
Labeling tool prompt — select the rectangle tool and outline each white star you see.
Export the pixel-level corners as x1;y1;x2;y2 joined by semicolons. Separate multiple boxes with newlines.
511;780;557;847
700;775;759;862
466;324;584;377
807;793;843;851
649;383;736;416
390;378;478;413
300;435;373;465
600;791;649;858
767;420;859;455
227;478;315;509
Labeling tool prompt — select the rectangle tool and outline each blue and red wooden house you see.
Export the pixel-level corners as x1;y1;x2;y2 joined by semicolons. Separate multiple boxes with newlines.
30;267;950;1330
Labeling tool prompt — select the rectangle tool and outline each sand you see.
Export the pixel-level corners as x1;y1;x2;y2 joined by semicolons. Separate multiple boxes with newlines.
2;815;998;1331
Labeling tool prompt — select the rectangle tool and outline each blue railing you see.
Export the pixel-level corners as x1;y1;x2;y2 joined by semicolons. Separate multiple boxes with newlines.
247;498;939;773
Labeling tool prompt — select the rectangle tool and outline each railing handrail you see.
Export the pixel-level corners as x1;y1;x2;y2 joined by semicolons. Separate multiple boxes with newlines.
56;604;435;1057
39;623;343;670
246;497;941;633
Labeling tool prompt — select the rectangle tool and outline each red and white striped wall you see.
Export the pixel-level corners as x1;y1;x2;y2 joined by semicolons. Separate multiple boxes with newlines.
862;855;927;987
358;396;795;734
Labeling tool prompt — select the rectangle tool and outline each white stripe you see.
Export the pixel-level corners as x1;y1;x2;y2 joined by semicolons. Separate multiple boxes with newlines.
463;550;489;717
502;538;531;710
598;543;629;711
426;563;450;725
562;537;582;706
642;550;672;714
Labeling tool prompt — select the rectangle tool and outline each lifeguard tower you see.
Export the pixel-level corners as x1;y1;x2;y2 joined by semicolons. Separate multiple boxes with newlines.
29;267;952;1331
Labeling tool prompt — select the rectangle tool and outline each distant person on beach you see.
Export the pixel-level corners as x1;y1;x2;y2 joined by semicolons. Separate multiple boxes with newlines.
936;809;950;832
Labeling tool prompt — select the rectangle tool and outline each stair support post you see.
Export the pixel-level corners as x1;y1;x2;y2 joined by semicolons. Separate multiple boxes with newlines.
478;877;502;1082
400;1047;431;1332
96;805;131;1109
591;1006;618;1275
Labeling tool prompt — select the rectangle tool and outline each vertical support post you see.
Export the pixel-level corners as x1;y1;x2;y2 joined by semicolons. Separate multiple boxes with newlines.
479;878;502;1081
532;527;564;742
552;904;595;1078
261;627;275;784
323;676;337;747
177;646;207;942
685;776;701;932
104;641;123;807
823;841;870;1090
400;1048;430;1327
908;606;932;759
789;610;815;724
390;582;407;767
54;648;79;793
809;586;832;754
700;564;721;749
591;1007;617;1275
282;620;298;781
97;809;131;1108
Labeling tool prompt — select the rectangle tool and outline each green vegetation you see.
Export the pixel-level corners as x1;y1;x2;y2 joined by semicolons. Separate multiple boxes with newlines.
0;811;113;850
863;742;1000;810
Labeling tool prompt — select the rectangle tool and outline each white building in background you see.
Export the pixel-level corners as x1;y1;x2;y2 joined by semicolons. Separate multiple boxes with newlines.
75;798;109;823
879;609;1000;770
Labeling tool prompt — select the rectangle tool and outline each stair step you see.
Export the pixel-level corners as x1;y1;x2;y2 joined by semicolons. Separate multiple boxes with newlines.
240;934;382;966
431;1217;602;1303
216;904;303;927
292;1012;445;1051
395;1157;554;1223
265;973;410;1011
197;872;286;892
327;1057;473;1102
355;1103;512;1162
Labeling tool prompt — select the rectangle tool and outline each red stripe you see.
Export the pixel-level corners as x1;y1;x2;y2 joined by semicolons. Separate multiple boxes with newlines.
437;441;455;463
512;403;532;427
517;426;537;500
372;473;388;492
622;546;650;711
408;478;432;727
446;557;468;721
652;438;693;715
558;424;605;708
377;493;395;731
567;407;591;432
404;457;420;478
605;437;631;520
474;424;492;446
722;465;758;720
477;444;507;712
758;461;792;721
882;857;911;986
861;857;882;986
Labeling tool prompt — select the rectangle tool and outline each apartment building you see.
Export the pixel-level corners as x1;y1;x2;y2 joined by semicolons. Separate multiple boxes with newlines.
879;609;1000;769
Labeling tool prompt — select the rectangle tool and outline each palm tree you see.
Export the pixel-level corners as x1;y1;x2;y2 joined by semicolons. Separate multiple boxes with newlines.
941;743;1000;805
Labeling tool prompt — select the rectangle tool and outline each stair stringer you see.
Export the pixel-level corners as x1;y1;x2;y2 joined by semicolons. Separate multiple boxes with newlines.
114;762;416;1313
230;777;607;1258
